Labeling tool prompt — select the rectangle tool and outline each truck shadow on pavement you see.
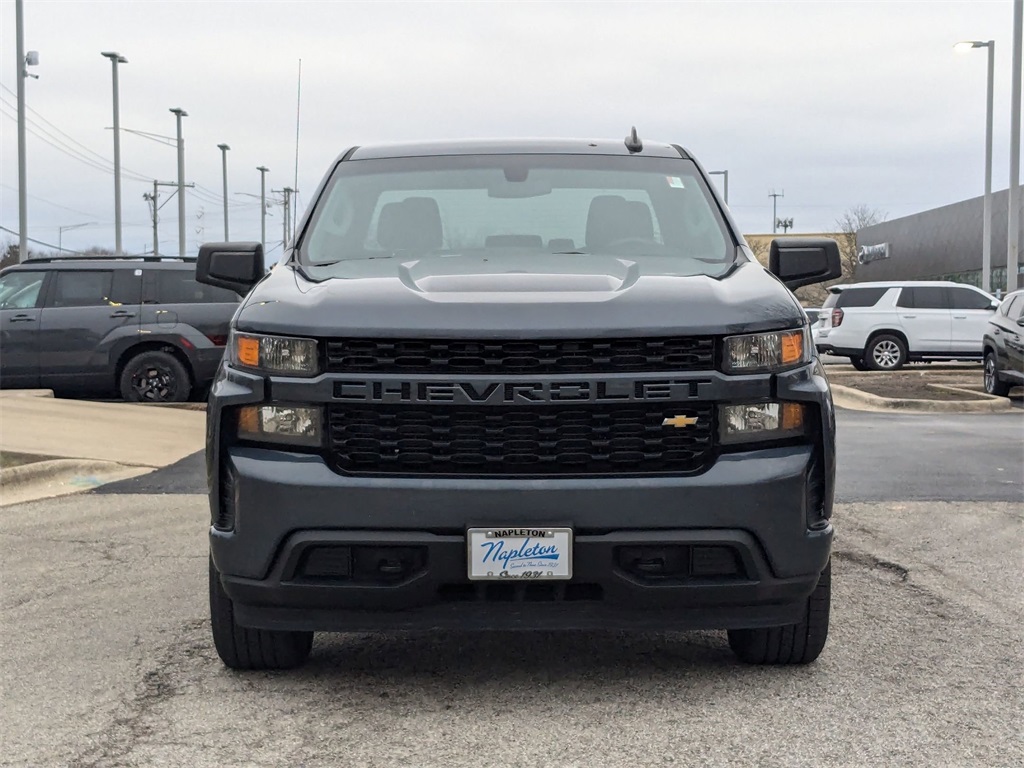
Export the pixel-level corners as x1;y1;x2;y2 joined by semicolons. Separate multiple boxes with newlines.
290;629;752;682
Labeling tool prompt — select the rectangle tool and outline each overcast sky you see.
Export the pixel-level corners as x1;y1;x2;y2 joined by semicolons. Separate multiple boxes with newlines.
0;0;1017;256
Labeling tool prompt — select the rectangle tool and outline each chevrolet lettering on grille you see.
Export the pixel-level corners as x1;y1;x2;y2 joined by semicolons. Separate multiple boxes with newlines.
332;379;714;405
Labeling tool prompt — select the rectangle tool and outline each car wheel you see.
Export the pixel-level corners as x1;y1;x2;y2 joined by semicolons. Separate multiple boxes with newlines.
866;335;907;371
728;559;830;665
984;352;1011;397
209;557;314;670
119;350;191;403
849;357;870;371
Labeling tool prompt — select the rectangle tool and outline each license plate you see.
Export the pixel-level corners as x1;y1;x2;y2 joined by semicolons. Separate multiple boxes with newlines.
467;527;572;580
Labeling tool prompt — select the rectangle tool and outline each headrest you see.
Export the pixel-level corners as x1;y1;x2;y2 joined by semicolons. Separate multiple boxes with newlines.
377;196;443;252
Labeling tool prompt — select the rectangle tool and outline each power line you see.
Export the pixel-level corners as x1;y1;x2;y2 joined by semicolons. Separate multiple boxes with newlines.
0;182;105;219
0;90;154;182
0;224;85;254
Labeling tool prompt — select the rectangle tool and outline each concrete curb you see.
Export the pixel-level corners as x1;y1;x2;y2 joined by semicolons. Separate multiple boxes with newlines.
0;459;152;506
830;383;1014;413
0;389;54;398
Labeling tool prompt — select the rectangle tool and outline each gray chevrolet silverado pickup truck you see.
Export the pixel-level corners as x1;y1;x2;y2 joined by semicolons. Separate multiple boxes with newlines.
197;135;842;670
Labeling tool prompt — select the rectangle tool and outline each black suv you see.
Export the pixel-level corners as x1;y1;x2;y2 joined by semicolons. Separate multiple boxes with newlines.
983;288;1024;396
0;256;238;401
198;137;842;670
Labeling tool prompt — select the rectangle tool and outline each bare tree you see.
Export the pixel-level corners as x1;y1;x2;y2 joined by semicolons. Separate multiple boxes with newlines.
834;204;886;282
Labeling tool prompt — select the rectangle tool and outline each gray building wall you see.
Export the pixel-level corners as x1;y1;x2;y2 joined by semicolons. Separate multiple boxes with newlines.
856;187;1022;290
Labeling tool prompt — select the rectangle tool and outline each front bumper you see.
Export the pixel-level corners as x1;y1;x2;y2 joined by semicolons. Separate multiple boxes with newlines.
207;359;836;632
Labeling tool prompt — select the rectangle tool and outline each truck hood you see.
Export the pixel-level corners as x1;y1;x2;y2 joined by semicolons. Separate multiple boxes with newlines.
236;253;804;337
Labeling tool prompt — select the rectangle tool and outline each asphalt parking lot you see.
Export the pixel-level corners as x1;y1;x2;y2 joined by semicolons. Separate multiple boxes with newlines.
2;409;1022;767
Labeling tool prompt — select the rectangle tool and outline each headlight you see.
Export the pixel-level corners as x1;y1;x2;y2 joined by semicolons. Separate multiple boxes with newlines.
231;332;319;376
719;402;805;444
723;327;810;374
238;405;322;447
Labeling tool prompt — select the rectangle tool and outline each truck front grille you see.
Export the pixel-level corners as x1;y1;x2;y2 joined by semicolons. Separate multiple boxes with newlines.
325;336;715;375
327;403;715;476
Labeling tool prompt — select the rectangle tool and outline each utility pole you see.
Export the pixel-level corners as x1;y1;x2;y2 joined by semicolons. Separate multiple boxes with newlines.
144;180;195;257
101;52;128;255
170;108;188;257
217;143;230;240
1009;0;1023;292
257;166;269;253
280;187;294;250
769;190;784;234
15;0;38;263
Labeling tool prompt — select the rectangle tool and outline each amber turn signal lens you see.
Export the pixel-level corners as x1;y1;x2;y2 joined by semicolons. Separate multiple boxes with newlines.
236;336;260;367
780;331;804;365
237;405;260;435
781;402;805;430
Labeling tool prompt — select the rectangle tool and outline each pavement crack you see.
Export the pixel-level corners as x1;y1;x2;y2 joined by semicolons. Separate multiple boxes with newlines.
832;549;909;582
67;620;210;768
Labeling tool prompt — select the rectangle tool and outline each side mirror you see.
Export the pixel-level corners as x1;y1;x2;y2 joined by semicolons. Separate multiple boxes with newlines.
990;299;1001;310
768;238;843;291
196;242;264;296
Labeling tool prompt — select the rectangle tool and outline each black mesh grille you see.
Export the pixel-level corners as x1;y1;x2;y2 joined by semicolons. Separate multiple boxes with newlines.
327;403;715;476
325;337;715;375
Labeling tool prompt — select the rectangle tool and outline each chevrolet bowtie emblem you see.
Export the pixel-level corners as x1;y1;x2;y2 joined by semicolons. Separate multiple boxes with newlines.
662;415;699;428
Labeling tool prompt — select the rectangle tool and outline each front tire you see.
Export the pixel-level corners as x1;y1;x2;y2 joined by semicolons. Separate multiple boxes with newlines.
984;352;1011;397
865;334;907;371
209;557;314;670
728;559;830;665
119;350;191;403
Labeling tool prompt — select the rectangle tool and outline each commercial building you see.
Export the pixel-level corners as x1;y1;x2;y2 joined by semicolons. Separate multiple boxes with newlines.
855;187;1023;293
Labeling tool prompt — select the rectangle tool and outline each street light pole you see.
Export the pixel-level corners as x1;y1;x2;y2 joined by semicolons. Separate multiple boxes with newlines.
955;40;996;292
15;0;30;262
708;170;729;204
257;166;269;253
101;52;128;255
58;222;95;253
217;144;230;240
1009;0;1022;292
170;108;188;258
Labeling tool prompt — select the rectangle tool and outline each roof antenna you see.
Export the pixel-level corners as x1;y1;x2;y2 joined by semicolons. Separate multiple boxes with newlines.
624;126;643;153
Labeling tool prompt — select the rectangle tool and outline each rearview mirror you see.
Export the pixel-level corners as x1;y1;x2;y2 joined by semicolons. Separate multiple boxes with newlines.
197;242;264;296
768;238;842;291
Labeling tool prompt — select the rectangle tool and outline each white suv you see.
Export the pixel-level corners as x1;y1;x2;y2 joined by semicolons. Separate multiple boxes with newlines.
812;281;999;370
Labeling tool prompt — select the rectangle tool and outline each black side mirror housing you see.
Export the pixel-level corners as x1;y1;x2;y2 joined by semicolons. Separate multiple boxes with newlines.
196;242;264;296
768;238;843;291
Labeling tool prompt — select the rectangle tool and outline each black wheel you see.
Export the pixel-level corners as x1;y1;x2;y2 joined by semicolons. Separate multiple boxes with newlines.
849;357;870;371
984;352;1011;397
865;334;907;371
119;350;191;403
209;557;313;670
728;559;830;665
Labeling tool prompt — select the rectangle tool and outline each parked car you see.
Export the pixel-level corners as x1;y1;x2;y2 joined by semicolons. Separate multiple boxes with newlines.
982;288;1024;396
812;281;998;370
0;256;238;401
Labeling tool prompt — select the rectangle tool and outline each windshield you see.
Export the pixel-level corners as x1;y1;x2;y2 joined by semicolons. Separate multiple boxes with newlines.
300;154;736;276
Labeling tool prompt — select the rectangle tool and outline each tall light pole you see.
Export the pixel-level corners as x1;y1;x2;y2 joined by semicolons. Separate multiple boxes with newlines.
708;170;729;204
257;166;269;253
1009;0;1022;292
15;1;39;263
169;108;188;257
217;143;230;240
955;40;995;292
101;52;128;255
